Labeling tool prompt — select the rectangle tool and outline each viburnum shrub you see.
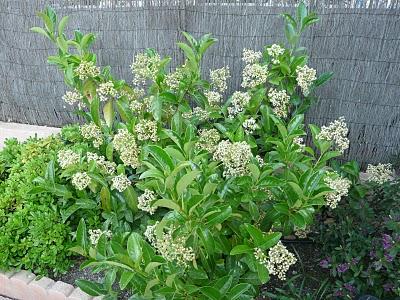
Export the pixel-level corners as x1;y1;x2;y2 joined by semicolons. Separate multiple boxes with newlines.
32;3;354;298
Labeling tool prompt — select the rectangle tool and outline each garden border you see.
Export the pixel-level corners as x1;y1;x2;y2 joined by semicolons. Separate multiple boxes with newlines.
0;270;100;300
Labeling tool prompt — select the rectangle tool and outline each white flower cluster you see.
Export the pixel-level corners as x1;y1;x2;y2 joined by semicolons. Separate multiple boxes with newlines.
242;117;258;134
317;117;349;154
111;174;131;192
86;152;116;175
80;122;103;148
293;137;305;152
120;88;145;102
196;128;220;153
57;149;80;169
242;48;262;65
268;88;290;118
135;119;158;142
113;129;140;168
131;52;161;85
138;189;157;214
145;226;195;267
296;65;317;96
88;229;112;246
71;171;91;190
266;241;297;281
267;44;285;64
324;172;351;209
75;61;100;80
227;91;251;118
97;81;117;102
255;155;265;167
183;107;210;121
366;163;393;184
213;140;253;177
241;63;268;89
130;97;153;114
254;247;268;265
205;91;222;107
62;90;83;106
210;67;230;93
165;65;186;91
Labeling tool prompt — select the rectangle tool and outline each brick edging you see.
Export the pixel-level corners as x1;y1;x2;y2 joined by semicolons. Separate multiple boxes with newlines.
0;270;102;300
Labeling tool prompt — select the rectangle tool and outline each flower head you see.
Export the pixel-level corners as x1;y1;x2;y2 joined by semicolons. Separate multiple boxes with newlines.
112;129;140;168
88;229;112;246
214;140;253;177
97;81;117;102
242;49;262;64
135;119;158;142
242;118;258;134
324;172;351;209
62;90;83;106
183;107;210;121
165;64;187;91
205;91;222;107
138;189;157;214
75;61;100;80
227;91;251;118
80;122;103;148
111;174;131;192
267;44;285;64
57;149;80;169
317;117;349;153
86;152;116;175
241;63;268;89
196;129;220;153
131;52;161;85
210;67;230;93
71;171;91;190
296;65;316;96
366;163;393;184
268;88;290;118
266;241;297;280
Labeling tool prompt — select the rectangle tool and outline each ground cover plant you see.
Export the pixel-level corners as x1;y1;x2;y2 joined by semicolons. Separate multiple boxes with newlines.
316;162;399;299
25;2;370;299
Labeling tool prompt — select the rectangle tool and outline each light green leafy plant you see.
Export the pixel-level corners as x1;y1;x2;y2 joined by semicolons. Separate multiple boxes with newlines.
31;3;352;298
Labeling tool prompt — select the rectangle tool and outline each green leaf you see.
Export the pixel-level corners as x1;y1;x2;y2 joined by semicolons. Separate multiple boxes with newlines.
58;15;69;35
165;161;191;189
119;271;134;290
206;206;232;226
90;97;101;126
227;283;252;300
76;219;88;253
123;186;138;212
245;224;265;246
176;170;201;197
144;278;159;297
127;233;142;263
288;114;304;134
153;199;181;212
76;280;107;296
259;232;282;249
200;287;222;300
103;100;114;128
257;263;269;284
230;245;253;255
100;186;111;212
145;262;163;273
314;72;333;87
30;27;49;39
56;36;68;53
146;145;175;172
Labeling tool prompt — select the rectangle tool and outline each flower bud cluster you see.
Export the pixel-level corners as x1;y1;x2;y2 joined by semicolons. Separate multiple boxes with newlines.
266;241;297;281
112;129;140;168
111;174;131;192
324;172;351;209
135;119;158;142
196;128;220;153
97;81;117;102
62;90;83;106
75;61;100;80
80;122;103;148
86;152;116;175
205;91;222;107
88;229;112;246
138;189;157;214
266;44;285;64
183;107;210;121
214;140;253;177
366;163;394;184
227;91;251;118
57;149;80;169
317;117;349;153
210;67;230;93
268;88;290;118
71;171;91;190
131;52;161;85
241;63;268;89
296;65;317;96
242;49;263;65
242;117;258;134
